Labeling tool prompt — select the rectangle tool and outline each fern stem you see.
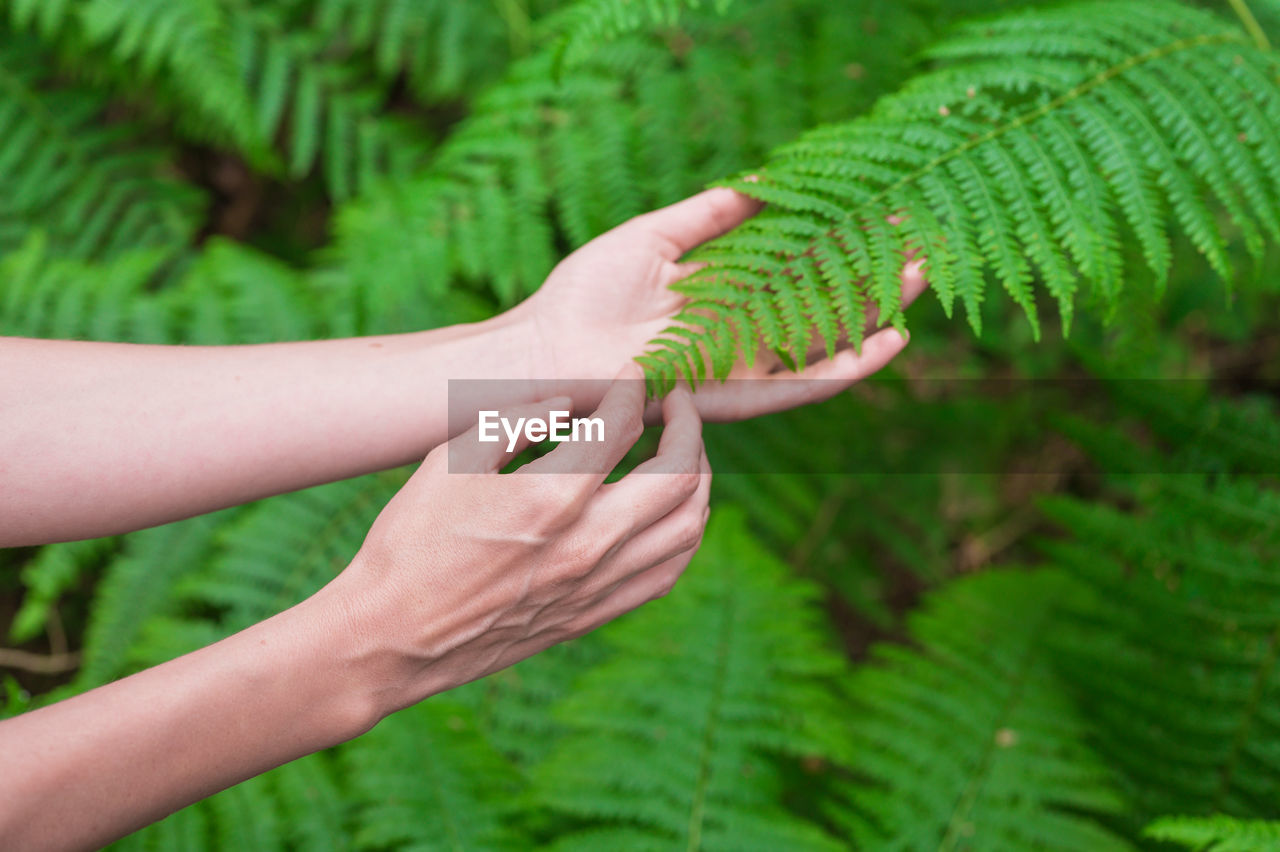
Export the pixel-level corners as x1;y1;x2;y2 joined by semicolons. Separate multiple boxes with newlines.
685;570;736;852
494;0;533;57
936;608;1047;852
1226;0;1272;51
1212;625;1280;809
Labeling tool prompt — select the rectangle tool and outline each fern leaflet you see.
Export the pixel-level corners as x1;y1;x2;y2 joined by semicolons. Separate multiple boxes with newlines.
641;1;1280;389
1145;815;1280;851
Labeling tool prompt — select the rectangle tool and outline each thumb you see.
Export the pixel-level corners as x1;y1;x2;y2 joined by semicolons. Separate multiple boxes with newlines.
630;186;763;261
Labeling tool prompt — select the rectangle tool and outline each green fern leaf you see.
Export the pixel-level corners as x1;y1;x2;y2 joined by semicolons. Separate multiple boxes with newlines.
0;37;205;264
0;235;176;340
1146;815;1280;851
168;239;317;345
175;472;404;636
528;508;848;850
228;4;431;200
830;569;1132;851
330;1;887;330
3;0;267;159
345;699;522;851
547;0;735;75
305;0;519;100
1042;389;1280;824
642;0;1280;390
1044;475;1280;820
74;512;233;690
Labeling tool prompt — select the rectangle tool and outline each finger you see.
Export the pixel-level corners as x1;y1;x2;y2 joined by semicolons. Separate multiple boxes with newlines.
631;187;763;261
499;499;708;660
577;536;704;630
448;396;573;473
640;386;704;475
522;363;646;484
592;386;705;538
729;326;910;417
588;448;710;592
900;255;929;308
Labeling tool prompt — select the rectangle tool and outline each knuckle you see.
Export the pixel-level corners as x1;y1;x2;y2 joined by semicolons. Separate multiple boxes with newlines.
675;512;705;552
669;466;701;498
554;531;606;578
616;408;645;446
525;482;585;532
652;568;685;600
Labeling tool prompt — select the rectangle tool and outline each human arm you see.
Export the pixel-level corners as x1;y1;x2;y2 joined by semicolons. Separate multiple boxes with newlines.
0;188;921;547
0;312;541;546
0;369;711;851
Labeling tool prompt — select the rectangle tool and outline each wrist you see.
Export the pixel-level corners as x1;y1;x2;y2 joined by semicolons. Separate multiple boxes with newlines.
484;297;558;384
267;588;388;744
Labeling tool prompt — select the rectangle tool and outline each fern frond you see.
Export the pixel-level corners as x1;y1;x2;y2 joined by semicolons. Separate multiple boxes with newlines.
329;0;887;330
167;238;318;344
547;0;734;74
1044;473;1280;820
0;235;177;340
174;472;403;636
830;569;1131;851
73;512;233;689
268;752;352;852
528;508;848;850
3;0;265;159
227;3;432;201
345;699;522;851
642;0;1280;390
450;636;611;766
330;49;639;319
302;0;520;100
1146;814;1280;851
0;37;205;263
701;386;1014;625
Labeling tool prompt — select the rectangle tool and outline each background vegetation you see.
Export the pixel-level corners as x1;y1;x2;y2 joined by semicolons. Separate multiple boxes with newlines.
2;0;1280;848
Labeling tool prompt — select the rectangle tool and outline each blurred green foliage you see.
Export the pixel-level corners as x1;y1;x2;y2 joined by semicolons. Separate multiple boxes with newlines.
2;0;1280;849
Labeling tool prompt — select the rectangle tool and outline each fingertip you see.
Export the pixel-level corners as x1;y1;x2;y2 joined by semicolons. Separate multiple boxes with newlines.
857;326;911;369
900;257;929;305
662;382;701;424
717;184;764;212
616;362;644;382
886;326;910;348
544;395;573;412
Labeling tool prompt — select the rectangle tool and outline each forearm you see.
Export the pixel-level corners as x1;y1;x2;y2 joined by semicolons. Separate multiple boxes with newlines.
0;590;376;852
0;312;545;545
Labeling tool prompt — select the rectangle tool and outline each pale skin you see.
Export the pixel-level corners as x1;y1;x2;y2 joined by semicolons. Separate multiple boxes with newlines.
0;188;926;851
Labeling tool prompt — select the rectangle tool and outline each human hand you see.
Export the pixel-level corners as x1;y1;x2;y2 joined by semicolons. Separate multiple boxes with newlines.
318;364;710;718
512;187;928;421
